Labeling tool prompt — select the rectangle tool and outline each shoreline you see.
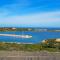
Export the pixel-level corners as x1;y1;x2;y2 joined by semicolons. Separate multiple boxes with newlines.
0;42;33;44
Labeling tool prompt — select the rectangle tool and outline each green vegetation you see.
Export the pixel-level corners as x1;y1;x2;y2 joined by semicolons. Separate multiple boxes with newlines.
0;27;60;32
0;42;42;51
41;39;60;52
0;28;33;31
0;39;60;52
0;28;47;32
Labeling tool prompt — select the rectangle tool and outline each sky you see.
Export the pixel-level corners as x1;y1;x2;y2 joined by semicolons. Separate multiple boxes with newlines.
0;0;60;27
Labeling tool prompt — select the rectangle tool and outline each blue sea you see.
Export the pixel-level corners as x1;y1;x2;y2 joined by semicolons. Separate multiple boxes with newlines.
0;30;60;44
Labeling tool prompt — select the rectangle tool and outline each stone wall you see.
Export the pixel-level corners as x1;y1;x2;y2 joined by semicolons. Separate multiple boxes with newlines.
0;56;59;60
0;51;60;60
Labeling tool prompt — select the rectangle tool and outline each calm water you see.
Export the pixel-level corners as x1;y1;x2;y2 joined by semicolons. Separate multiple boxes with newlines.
0;31;60;43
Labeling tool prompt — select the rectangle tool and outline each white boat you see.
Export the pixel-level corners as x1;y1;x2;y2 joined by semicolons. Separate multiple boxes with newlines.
0;34;32;38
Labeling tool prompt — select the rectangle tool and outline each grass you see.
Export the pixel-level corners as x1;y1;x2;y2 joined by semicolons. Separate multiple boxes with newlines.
0;40;60;52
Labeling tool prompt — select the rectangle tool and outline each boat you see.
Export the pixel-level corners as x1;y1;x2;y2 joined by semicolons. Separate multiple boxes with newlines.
0;34;32;38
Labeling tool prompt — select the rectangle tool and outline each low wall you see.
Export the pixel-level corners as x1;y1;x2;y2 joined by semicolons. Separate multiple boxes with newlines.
0;51;60;60
0;56;59;60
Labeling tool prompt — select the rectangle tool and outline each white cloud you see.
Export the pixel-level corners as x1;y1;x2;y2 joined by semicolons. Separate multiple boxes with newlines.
0;11;60;27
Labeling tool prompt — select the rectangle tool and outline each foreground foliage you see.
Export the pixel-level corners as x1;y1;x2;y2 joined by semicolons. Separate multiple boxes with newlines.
0;39;60;52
